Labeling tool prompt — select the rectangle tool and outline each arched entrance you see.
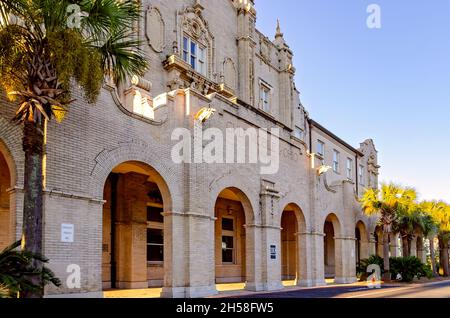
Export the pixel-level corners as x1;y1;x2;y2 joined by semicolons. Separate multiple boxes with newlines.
323;214;342;280
102;161;171;290
374;225;383;257
355;221;370;267
0;144;13;251
214;188;251;284
280;203;307;284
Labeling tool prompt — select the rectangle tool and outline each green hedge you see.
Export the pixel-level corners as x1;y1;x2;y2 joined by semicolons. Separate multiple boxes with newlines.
358;255;433;282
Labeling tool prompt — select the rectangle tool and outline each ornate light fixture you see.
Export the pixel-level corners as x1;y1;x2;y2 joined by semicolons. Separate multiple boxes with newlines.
194;106;216;123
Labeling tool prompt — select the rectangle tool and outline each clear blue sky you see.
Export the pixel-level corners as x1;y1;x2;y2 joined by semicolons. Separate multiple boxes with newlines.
256;0;450;203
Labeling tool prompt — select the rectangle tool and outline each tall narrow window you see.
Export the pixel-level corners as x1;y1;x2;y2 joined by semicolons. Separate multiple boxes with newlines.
182;36;207;76
198;47;206;75
183;36;189;63
259;84;271;113
317;140;325;157
221;217;235;264
347;158;353;180
333;150;340;173
294;126;304;140
147;206;164;263
190;41;197;70
359;165;365;185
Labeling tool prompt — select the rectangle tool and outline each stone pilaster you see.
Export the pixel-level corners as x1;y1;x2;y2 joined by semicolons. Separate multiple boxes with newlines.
236;0;256;105
115;173;148;289
297;232;313;287
310;232;327;286
390;233;400;257
369;234;377;257
334;236;357;284
254;181;283;291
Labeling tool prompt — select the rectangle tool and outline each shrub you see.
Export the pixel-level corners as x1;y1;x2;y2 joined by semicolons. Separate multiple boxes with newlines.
420;263;434;279
389;256;429;282
0;241;61;298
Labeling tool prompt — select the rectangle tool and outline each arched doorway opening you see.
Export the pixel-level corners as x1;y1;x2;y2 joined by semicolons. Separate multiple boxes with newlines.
102;161;171;290
281;207;297;281
214;188;251;284
355;221;370;267
374;225;383;257
0;144;13;251
280;203;307;284
324;214;342;280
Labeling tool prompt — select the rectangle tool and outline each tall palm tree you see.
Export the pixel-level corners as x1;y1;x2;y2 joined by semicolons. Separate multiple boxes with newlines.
423;201;450;276
393;206;425;257
360;183;417;280
0;0;148;297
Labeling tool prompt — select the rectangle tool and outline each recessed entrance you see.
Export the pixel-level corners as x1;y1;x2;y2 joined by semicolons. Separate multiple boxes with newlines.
102;161;170;290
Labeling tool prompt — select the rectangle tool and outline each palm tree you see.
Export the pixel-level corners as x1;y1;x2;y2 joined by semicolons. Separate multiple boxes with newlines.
393;206;424;257
423;201;450;276
0;0;148;297
0;241;60;298
360;183;417;280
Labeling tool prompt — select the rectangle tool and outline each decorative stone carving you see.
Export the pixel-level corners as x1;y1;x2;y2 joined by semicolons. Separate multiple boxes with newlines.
223;58;237;91
176;2;215;78
259;37;272;64
146;7;165;53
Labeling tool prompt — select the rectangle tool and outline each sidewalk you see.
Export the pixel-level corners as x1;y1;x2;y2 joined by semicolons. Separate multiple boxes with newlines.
208;278;450;298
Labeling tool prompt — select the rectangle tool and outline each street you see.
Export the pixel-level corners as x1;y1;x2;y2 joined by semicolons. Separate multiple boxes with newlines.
235;280;450;299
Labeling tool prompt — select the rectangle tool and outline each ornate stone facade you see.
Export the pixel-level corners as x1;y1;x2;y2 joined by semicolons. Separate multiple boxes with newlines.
0;0;386;298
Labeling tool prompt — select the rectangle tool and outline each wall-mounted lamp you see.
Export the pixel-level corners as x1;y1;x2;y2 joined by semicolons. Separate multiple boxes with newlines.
195;106;216;123
317;165;332;177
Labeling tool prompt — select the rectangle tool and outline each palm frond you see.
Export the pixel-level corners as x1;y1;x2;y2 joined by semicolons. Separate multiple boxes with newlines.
96;27;147;83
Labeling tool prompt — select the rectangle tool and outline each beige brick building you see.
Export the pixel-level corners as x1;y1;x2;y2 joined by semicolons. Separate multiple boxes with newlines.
0;0;400;298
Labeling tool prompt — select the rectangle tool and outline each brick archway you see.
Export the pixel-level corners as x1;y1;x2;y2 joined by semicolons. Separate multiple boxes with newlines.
323;213;343;281
89;141;179;211
213;186;256;290
100;159;173;291
280;203;308;286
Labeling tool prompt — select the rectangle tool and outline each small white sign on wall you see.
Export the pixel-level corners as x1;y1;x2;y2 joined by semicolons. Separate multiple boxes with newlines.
61;224;75;243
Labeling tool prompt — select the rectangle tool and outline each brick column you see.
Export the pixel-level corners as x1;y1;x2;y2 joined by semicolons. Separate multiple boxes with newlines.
254;182;283;291
160;212;188;298
369;234;377;257
390;233;400;257
244;224;263;291
334;236;357;284
115;173;148;289
309;232;327;286
297;232;313;287
161;212;217;298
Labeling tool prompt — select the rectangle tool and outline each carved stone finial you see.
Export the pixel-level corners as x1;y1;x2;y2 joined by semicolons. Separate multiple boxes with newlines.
193;0;204;14
172;41;179;54
276;19;284;38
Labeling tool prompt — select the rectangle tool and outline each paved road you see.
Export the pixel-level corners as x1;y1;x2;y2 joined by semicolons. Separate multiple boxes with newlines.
237;280;450;298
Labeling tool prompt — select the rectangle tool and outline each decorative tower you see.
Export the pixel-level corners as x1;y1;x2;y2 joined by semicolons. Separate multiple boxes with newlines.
235;0;257;105
274;20;295;128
